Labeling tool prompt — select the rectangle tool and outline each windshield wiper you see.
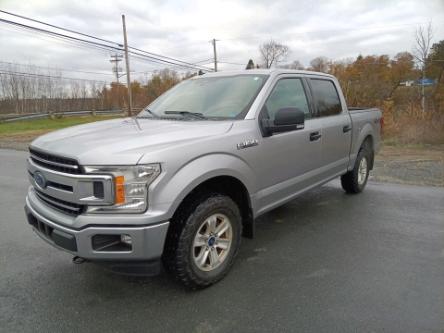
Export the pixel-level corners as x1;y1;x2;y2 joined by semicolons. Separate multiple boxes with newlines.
137;108;158;118
164;111;207;120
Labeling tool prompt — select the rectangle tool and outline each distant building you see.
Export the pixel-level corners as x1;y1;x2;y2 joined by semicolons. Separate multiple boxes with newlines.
399;80;415;87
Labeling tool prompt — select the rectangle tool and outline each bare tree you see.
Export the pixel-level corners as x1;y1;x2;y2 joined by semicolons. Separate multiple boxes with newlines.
413;22;433;112
310;56;330;73
259;39;290;68
0;62;106;115
279;60;304;70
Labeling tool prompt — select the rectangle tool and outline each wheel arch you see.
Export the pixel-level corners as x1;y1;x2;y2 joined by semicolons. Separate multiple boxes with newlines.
360;134;375;169
155;154;256;239
352;125;375;170
171;175;254;239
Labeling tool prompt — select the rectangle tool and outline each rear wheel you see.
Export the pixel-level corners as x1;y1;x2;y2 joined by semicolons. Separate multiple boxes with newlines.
341;143;372;194
163;194;242;289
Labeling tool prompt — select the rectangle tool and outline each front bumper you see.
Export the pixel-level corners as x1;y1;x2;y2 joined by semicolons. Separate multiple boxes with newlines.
25;194;170;261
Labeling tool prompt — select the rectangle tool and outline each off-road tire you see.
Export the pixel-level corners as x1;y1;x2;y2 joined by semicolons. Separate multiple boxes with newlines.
162;194;242;289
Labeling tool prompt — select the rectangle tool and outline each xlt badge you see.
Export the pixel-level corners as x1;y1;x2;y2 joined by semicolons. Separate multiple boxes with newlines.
237;139;259;150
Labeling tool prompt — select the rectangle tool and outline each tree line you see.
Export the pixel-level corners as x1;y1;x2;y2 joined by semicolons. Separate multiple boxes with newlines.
1;24;443;143
250;25;443;143
0;65;187;115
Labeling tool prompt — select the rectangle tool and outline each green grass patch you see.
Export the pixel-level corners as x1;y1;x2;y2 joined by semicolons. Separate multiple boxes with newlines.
0;115;122;136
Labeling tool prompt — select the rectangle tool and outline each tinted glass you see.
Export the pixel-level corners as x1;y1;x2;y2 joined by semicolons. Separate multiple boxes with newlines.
264;78;310;121
310;79;342;116
139;75;268;120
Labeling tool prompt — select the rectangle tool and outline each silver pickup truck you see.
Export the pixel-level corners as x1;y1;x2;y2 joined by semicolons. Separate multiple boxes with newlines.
25;69;381;288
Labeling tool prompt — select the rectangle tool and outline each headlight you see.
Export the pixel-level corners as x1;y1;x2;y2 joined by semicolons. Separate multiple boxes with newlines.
84;164;161;213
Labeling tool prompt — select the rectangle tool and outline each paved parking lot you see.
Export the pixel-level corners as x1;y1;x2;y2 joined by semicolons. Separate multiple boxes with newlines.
1;149;443;333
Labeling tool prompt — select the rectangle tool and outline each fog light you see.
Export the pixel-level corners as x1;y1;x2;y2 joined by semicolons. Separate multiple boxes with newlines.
121;234;132;245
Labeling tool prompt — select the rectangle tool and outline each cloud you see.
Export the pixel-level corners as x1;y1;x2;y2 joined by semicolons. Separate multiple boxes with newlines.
0;0;443;78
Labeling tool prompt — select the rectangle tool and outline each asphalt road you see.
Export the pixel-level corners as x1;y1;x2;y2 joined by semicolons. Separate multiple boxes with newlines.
1;149;443;333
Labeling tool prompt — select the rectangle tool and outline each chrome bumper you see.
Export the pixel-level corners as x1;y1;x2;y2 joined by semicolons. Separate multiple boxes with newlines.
25;195;170;261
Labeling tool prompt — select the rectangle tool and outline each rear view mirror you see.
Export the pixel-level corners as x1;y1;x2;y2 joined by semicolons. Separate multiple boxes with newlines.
261;107;305;136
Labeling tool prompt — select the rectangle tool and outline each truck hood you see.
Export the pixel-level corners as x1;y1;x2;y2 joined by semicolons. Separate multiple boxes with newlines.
31;117;233;165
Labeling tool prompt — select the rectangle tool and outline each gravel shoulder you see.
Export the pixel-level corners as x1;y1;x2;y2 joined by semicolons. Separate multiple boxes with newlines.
371;144;444;187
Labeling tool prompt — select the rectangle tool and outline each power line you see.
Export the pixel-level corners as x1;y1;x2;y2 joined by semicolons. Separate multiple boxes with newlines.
0;9;122;46
128;46;213;71
0;18;123;51
218;61;245;66
0;17;212;72
0;70;110;83
127;48;211;71
0;61;114;76
1;23;120;57
0;17;121;53
0;10;213;72
127;49;210;73
192;58;213;64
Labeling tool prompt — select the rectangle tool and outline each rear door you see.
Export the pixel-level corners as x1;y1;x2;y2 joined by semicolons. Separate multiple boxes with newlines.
308;77;352;178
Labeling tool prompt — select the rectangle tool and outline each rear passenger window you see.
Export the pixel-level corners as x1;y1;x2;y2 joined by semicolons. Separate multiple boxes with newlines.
310;79;342;116
264;78;310;121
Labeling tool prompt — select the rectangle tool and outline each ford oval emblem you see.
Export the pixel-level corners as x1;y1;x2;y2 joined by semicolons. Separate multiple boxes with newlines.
34;171;47;189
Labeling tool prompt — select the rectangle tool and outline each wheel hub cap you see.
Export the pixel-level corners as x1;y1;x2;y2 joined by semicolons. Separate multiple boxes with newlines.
208;236;216;247
192;213;233;272
358;157;368;185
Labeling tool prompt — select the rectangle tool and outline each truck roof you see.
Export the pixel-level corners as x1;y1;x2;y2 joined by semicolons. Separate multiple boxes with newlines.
199;68;335;79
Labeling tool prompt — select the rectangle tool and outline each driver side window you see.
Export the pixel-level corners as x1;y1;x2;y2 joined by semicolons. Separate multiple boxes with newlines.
264;78;311;121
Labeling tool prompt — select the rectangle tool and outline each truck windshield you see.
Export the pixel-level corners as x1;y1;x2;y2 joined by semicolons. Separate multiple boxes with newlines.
138;74;269;120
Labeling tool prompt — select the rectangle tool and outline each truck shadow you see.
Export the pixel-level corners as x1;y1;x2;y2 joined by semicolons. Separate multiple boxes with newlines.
11;182;380;331
65;182;354;291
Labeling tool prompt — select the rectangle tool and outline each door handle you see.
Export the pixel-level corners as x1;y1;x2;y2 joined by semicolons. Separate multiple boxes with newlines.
343;125;352;133
309;131;322;141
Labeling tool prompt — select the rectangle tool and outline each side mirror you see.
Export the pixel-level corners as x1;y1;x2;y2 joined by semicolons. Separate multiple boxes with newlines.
261;107;305;136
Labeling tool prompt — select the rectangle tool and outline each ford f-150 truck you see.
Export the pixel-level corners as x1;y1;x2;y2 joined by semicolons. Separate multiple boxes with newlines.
25;69;382;288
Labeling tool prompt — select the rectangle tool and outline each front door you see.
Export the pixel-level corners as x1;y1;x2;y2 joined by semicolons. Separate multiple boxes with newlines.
254;76;323;214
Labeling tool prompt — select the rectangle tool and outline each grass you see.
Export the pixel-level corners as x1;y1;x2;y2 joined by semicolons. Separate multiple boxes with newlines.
0;115;121;136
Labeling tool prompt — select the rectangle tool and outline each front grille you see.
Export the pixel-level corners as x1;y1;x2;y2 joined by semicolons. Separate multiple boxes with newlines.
28;171;73;192
27;212;54;238
29;148;81;174
35;190;85;216
25;209;78;252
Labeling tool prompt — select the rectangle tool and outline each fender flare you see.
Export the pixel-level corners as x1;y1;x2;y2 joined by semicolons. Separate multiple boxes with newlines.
350;124;374;169
150;153;256;220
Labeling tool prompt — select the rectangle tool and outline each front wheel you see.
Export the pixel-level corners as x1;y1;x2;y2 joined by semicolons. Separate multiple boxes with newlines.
163;194;242;289
341;145;371;194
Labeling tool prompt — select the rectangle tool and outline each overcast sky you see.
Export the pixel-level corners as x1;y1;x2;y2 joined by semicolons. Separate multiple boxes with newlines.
0;0;443;83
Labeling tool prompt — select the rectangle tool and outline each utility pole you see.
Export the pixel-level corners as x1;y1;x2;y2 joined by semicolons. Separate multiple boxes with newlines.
421;68;426;113
212;38;218;72
109;53;123;84
122;14;133;117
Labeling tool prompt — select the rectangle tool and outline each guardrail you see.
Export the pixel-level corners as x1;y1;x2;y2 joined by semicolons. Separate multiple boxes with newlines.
1;109;124;123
